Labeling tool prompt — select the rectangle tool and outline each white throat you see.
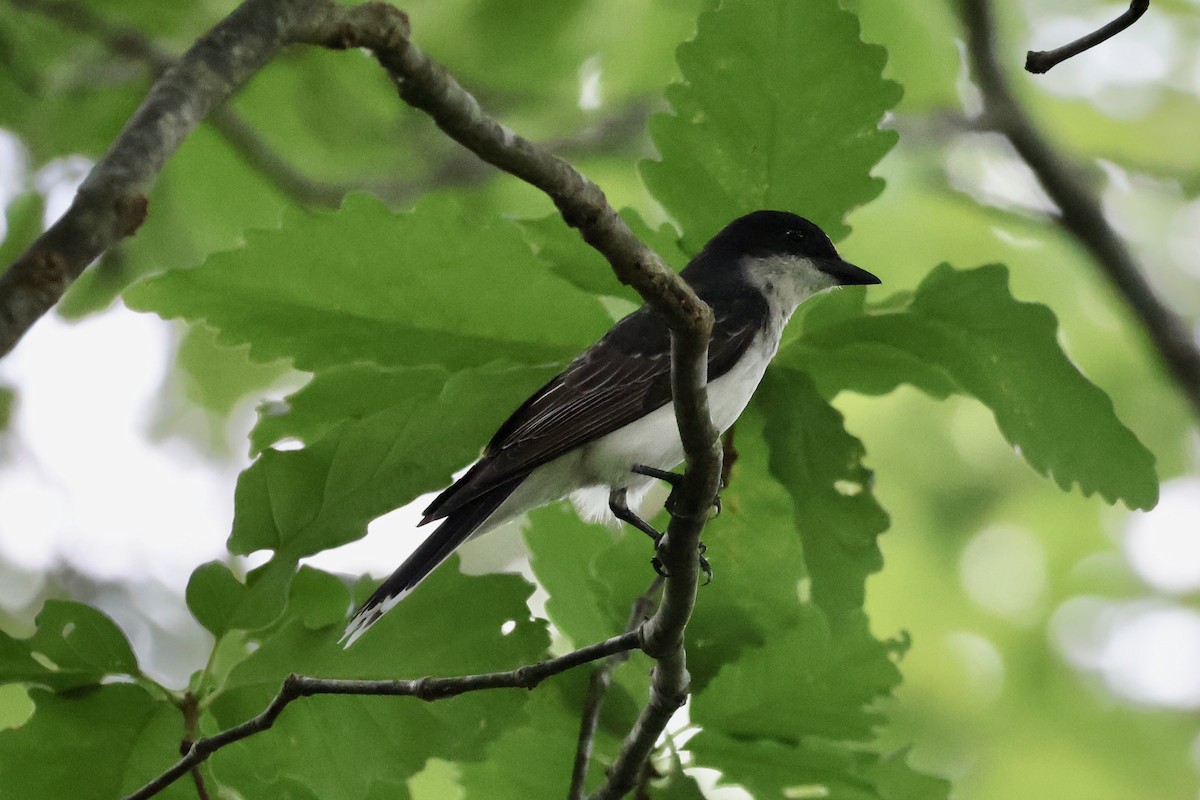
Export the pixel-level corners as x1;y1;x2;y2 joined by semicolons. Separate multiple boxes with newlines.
742;254;838;332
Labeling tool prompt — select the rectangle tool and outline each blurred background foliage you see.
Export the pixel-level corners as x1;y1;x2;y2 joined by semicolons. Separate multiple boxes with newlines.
0;0;1198;798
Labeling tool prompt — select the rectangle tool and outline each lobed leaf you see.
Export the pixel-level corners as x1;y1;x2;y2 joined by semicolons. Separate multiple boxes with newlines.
781;264;1159;509
0;601;140;691
640;0;901;250
125;193;610;372
205;565;547;799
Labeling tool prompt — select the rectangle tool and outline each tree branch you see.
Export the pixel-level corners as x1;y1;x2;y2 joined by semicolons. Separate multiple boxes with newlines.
1025;1;1150;74
569;578;664;800
960;0;1200;419
124;630;642;800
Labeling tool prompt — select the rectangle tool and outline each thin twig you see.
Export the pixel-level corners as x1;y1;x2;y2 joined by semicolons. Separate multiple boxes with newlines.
568;578;664;800
1025;1;1150;74
177;693;212;800
124;630;642;800
960;0;1200;419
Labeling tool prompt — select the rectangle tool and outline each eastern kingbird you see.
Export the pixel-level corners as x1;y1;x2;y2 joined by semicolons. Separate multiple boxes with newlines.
342;210;879;644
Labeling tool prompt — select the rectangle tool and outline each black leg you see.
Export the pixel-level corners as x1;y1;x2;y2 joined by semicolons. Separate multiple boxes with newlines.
630;464;682;487
622;466;717;583
609;488;673;577
608;487;664;542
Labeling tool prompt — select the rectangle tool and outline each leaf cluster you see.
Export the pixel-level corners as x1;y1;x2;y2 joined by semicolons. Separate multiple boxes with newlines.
0;0;1163;798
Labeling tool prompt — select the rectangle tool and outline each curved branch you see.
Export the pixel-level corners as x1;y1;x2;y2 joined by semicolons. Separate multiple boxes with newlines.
960;0;1200;419
1025;1;1150;74
123;630;642;800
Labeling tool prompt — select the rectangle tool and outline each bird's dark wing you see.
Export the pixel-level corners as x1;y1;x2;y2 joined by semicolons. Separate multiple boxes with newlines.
421;290;766;523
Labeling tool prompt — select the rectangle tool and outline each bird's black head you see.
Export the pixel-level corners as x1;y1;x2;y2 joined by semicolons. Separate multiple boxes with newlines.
692;210;880;287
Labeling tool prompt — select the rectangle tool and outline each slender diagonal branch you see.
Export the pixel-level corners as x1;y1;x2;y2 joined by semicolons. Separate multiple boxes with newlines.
124;630;642;800
1025;1;1150;74
569;578;664;800
960;0;1200;419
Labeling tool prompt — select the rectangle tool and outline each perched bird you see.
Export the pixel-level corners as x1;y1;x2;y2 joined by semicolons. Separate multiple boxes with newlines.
342;210;879;644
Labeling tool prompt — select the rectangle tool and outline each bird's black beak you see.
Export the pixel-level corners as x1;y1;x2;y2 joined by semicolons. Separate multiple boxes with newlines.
821;257;881;286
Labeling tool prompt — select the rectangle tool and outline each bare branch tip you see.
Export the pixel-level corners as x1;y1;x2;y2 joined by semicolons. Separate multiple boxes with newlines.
1024;51;1051;74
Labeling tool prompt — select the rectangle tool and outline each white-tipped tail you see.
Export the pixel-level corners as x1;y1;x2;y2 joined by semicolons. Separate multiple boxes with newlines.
340;479;520;647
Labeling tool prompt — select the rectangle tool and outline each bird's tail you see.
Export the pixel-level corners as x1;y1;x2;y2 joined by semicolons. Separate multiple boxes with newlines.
340;479;520;647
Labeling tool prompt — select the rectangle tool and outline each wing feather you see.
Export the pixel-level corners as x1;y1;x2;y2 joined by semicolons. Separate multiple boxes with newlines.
422;290;766;523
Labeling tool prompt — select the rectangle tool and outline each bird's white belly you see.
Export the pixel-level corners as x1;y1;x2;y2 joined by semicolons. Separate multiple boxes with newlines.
570;331;777;513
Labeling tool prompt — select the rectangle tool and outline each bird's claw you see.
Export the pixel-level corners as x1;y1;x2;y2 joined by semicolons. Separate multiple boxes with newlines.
651;540;712;584
621;466;717;584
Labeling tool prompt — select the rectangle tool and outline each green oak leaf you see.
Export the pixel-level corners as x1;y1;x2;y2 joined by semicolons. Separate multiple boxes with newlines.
125;193;610;372
0;600;140;691
641;0;901;250
204;565;547;800
225;363;556;629
782;263;1159;509
0;684;188;800
232;363;555;561
519;207;690;305
758;368;890;615
688;732;948;800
